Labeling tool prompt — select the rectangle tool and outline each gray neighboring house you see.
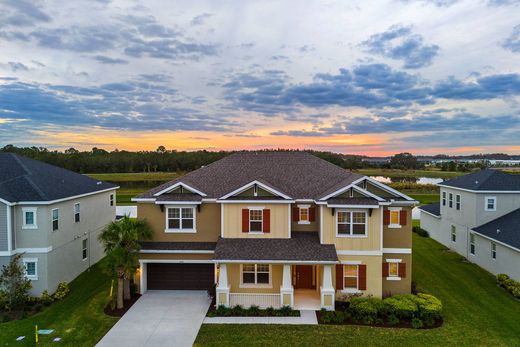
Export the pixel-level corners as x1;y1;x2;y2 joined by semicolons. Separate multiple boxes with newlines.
0;153;118;295
420;169;520;281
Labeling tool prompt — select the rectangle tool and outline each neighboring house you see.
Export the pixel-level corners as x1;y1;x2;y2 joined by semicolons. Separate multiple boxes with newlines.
420;169;520;281
0;153;118;295
133;152;416;310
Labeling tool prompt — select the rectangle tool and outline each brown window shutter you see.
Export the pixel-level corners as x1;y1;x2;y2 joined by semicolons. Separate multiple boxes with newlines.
292;207;299;222
383;210;390;225
309;207;316;222
400;210;407;225
242;209;249;233
263;209;270;233
399;263;406;278
358;265;367;290
335;264;343;290
382;262;389;277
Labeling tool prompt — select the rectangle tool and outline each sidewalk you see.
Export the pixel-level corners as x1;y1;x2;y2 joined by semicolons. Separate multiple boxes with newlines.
203;310;318;325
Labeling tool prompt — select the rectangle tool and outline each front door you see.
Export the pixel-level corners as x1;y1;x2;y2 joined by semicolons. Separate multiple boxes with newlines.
294;265;315;289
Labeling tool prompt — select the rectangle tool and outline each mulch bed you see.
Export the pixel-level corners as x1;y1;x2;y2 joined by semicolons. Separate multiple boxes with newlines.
104;293;141;317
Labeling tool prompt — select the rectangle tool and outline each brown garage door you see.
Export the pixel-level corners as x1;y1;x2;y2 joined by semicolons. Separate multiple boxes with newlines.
147;263;214;290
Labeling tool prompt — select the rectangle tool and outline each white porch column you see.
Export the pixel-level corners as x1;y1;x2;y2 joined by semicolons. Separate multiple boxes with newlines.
216;263;230;307
139;261;147;295
280;264;294;307
320;264;335;311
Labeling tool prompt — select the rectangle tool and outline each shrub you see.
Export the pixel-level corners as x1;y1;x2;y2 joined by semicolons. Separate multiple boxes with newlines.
265;307;275;316
496;274;520;299
247;305;260;316
411;318;424;329
231;305;244;315
387;314;399;326
497;273;509;284
40;290;54;306
414;293;443;326
320;309;333;324
52;282;70;301
278;305;292;316
0;254;32;311
382;295;419;319
332;311;346;324
349;297;382;324
412;226;429;237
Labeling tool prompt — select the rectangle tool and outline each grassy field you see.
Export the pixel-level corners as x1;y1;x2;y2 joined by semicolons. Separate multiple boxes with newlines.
0;261;117;346
354;169;463;179
87;172;182;182
408;194;439;205
195;233;520;346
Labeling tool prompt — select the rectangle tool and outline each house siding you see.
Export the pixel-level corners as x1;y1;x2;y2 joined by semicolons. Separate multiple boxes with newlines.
335;255;383;298
383;207;412;249
227;263;283;294
470;233;520;282
382;253;412;296
222;203;289;238
0;202;7;252
291;203;319;232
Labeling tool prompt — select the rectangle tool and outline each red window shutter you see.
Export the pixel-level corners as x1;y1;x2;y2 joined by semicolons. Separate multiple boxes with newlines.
358;265;367;290
309;207;316;222
335;264;343;290
242;209;249;233
263;209;270;233
292;207;299;222
399;263;406;278
383;210;390;225
382;262;389;277
400;210;407;225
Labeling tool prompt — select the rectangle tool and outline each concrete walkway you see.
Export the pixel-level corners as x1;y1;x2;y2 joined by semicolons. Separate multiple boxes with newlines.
203;310;318;325
97;290;211;347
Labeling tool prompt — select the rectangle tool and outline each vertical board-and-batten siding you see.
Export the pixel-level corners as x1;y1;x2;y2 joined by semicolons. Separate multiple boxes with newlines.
0;202;8;251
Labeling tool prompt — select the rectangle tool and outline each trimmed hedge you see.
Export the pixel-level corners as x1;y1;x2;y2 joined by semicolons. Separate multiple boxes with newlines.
207;305;300;317
497;274;520;299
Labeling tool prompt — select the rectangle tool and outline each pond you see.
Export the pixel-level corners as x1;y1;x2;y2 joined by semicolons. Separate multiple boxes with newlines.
371;176;444;185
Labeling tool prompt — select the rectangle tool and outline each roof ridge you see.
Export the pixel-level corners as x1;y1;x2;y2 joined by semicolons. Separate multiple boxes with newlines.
10;154;48;200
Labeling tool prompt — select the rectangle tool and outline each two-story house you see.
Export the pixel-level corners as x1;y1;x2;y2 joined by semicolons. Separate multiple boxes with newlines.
0;153;118;295
420;169;520;281
133;152;416;310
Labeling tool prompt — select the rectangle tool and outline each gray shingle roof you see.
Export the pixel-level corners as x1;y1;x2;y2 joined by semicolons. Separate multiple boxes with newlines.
440;169;520;191
326;197;379;206
140;241;216;251
155;193;202;202
137;151;362;200
0;153;118;203
473;208;520;249
419;203;440;216
214;232;338;262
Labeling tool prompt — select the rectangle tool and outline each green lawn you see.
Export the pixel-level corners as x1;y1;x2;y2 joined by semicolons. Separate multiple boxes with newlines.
0;261;117;346
195;233;520;346
355;169;463;179
86;172;182;182
408;194;439;205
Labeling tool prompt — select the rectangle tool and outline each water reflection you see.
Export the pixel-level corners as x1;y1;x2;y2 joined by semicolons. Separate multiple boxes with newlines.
372;176;443;185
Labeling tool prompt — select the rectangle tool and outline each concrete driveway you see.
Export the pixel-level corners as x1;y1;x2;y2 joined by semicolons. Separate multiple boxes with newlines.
97;290;211;347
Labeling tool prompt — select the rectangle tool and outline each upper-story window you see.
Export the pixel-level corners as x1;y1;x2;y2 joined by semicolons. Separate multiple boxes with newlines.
491;242;497;259
249;209;263;232
52;208;59;231
293;205;314;224
448;193;453;208
485;197;496;211
451;225;456;242
388;208;402;228
242;208;270;233
166;206;195;233
82;238;88;260
74;203;80;223
110;194;114;206
337;210;367;237
442;192;446;206
456;194;461;210
22;207;37;229
300;207;309;223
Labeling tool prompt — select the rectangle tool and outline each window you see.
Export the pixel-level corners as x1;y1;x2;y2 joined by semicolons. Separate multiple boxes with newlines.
22;207;37;229
449;193;453;208
451;225;456;242
456;194;461;210
74;203;80;223
491;242;496;259
442;192;446;206
241;264;270;287
343;265;358;288
485;197;496;211
470;233;475;255
249;209;263;232
166;207;195;232
82;238;88;260
388;208;401;228
52;208;59;231
110;194;114;206
299;207;309;223
23;258;38;280
337;211;367;236
388;262;399;277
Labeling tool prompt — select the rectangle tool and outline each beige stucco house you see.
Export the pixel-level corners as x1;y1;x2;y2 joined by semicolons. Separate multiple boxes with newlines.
133;151;416;310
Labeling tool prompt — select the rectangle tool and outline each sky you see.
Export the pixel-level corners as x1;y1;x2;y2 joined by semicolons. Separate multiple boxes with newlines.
0;0;520;156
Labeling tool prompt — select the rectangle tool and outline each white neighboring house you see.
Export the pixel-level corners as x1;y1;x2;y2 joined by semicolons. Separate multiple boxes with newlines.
420;169;520;281
0;153;119;295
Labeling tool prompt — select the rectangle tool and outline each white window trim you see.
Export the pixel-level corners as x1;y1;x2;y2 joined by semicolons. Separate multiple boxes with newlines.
51;208;59;231
22;207;38;230
442;191;446;206
470;233;476;256
239;264;272;288
74;202;80;223
485;196;497;211
82;238;88;261
451;225;456;243
491;242;497;260
164;206;197;233
336;210;368;238
388;207;402;229
386;259;401;281
342;264;359;290
455;194;461;210
110;193;115;206
249;208;264;233
448;193;453;208
298;205;311;225
23;258;38;280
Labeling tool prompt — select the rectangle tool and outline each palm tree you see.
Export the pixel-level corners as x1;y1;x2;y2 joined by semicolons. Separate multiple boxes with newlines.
99;216;152;309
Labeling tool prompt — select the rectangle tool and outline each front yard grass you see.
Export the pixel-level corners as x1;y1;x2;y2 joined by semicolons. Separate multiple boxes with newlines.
0;261;117;346
195;233;520;346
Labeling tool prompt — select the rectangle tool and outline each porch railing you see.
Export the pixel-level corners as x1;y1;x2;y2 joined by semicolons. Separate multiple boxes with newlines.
229;293;281;309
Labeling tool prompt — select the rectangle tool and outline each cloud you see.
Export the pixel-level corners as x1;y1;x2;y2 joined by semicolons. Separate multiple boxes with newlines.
433;74;520;99
0;0;51;27
7;62;29;71
362;25;439;68
190;13;212;26
502;24;520;53
399;0;459;6
93;55;129;64
271;130;328;137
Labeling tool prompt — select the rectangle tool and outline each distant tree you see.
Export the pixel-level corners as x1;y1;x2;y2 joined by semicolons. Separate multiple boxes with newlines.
156;145;167;153
390;152;420;170
64;147;79;155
